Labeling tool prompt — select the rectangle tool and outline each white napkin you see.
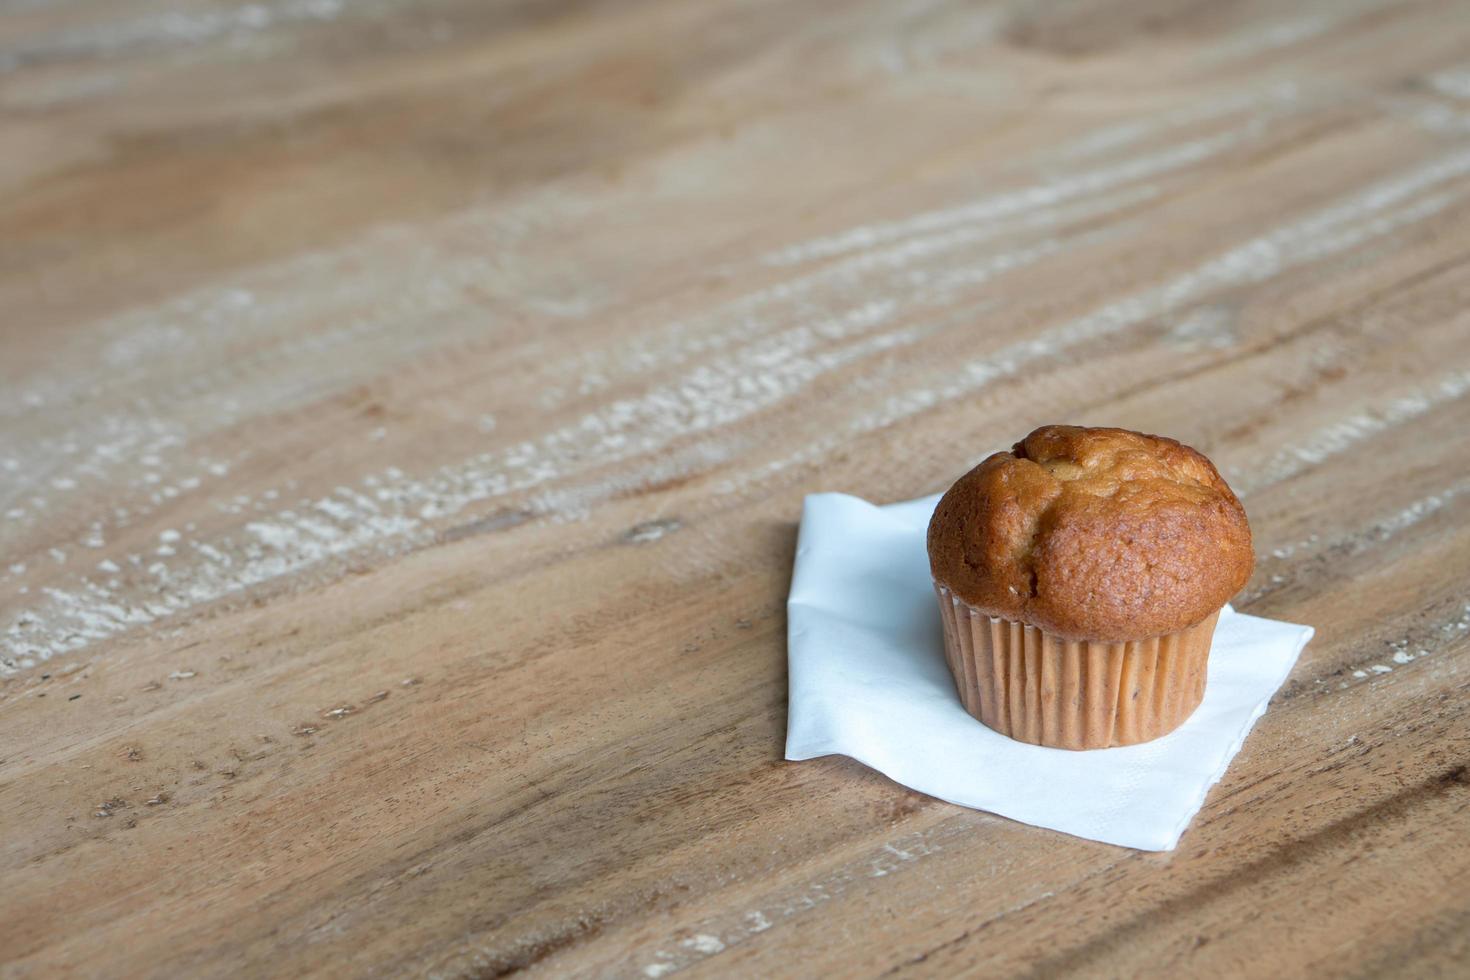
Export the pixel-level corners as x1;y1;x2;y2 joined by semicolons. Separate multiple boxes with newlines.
786;492;1314;851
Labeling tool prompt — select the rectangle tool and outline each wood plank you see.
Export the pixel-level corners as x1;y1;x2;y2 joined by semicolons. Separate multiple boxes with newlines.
3;0;1469;976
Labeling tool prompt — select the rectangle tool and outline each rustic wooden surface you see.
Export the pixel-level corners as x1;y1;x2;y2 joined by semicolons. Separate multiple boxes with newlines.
4;0;1470;976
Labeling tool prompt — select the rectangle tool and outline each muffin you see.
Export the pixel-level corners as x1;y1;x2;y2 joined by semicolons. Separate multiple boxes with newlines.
927;425;1253;749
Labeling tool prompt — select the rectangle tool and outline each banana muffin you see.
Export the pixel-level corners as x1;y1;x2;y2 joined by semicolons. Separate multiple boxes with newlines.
927;425;1253;749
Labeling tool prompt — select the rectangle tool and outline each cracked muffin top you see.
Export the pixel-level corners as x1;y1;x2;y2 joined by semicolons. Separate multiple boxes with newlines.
927;425;1253;641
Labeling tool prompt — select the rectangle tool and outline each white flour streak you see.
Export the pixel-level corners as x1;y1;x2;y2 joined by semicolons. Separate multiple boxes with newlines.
1052;83;1301;163
904;235;1085;299
1244;474;1470;602
1430;67;1470;101
4;246;486;423
0;0;348;72
1202;0;1384;66
634;822;962;978
1401;100;1470;136
1373;478;1470;540
0;223;544;537
759;116;1277;267
1165;305;1238;350
1203;15;1334;64
2;415;185;503
871;2;1004;74
1;193;590;567
1238;368;1470;495
4;289;945;668
734;150;1470;490
2;184;608;430
0;70;119;109
597;185;1154;387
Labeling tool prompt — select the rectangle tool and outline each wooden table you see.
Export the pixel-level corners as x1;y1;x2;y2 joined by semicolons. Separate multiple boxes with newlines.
4;1;1470;976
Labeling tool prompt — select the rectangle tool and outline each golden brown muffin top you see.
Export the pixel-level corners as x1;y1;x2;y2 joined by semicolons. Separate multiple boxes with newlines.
927;425;1253;641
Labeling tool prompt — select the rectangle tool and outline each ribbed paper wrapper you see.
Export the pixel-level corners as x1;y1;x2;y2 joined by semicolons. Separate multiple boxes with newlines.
934;584;1219;750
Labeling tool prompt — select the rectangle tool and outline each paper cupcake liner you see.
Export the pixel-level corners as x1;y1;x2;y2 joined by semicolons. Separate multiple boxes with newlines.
934;584;1219;750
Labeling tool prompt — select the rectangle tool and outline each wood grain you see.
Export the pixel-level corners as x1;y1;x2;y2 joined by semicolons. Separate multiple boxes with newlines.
3;0;1470;976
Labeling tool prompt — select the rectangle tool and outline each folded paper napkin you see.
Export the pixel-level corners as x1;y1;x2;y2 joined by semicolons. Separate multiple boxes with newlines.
785;492;1314;851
